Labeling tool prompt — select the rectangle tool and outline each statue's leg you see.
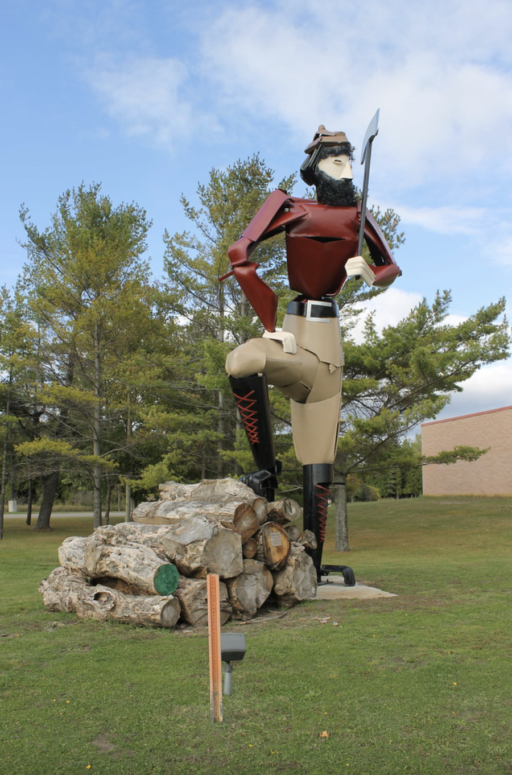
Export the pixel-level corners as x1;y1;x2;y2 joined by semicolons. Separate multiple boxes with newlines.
228;372;279;500
226;338;317;499
303;462;333;574
291;390;341;579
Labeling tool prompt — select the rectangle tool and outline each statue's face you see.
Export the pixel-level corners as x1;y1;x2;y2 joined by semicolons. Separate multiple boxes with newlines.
316;154;353;181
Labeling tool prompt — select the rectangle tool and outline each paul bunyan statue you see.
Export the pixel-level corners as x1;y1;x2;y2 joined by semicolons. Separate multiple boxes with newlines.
221;115;401;583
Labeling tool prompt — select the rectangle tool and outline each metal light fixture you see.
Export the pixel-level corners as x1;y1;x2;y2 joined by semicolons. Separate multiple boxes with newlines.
221;633;246;695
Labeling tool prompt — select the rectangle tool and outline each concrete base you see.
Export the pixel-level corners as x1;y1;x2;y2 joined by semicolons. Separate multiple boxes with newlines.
313;576;397;601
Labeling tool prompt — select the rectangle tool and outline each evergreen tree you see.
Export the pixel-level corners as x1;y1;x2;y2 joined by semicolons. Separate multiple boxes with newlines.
333;292;509;549
18;183;158;528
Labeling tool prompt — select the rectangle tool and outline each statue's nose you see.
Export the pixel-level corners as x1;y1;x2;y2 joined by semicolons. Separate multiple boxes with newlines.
338;160;353;180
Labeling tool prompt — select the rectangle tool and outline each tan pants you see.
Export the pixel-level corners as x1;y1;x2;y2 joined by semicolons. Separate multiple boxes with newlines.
225;314;343;465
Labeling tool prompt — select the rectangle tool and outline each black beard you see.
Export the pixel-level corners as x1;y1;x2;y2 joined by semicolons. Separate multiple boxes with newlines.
313;169;358;206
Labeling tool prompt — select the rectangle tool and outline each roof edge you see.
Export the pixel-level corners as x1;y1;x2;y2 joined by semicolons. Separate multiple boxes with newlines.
422;405;512;428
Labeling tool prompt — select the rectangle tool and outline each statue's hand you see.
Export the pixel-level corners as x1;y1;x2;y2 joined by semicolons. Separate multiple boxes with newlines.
262;329;297;354
345;256;375;287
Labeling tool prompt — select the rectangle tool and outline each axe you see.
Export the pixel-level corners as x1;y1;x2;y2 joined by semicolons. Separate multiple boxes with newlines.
356;109;380;257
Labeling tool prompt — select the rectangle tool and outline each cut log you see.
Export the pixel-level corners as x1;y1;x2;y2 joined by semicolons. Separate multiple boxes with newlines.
272;544;317;607
255;522;291;571
133;499;256;527
131;502;156;521
39;567;180;628
265;499;302;524
159;478;258;505
103;523;172;559
297;530;318;550
284;524;301;542
174;577;232;626
159;481;200;501
233;503;260;543
242;536;258;559
226;560;273;617
58;536;89;575
185;478;262;505
84;541;179;596
162;516;243;579
252;497;268;525
94;577;146;596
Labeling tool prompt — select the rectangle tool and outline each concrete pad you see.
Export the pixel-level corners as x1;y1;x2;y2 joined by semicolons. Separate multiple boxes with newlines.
313;576;397;600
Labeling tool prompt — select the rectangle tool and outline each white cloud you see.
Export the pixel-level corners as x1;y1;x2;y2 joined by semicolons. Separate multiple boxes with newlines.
487;233;512;267
350;288;423;343
199;0;512;189
86;55;218;148
436;360;512;419
384;204;486;236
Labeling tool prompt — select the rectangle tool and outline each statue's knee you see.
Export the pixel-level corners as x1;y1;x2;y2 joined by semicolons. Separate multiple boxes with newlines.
226;341;266;378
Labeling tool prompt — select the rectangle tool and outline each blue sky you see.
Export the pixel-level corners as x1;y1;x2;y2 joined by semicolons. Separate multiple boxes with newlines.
1;0;511;421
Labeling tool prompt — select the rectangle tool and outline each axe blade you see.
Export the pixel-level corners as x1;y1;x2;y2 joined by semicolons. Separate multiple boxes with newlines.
360;109;380;164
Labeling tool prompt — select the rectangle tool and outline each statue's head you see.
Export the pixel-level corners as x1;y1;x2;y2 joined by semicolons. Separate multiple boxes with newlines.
300;125;357;206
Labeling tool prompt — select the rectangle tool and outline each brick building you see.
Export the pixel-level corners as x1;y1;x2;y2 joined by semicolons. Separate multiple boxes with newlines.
421;405;512;496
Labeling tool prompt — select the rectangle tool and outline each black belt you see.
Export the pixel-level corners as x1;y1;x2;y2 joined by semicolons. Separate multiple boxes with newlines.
286;299;338;319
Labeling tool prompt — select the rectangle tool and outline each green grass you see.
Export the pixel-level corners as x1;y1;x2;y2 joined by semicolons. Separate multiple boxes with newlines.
1;498;512;774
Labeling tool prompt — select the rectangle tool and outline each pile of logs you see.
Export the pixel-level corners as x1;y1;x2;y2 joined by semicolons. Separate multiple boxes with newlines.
39;478;318;629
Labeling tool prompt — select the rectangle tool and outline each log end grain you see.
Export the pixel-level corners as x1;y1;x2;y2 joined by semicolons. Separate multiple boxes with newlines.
153;563;180;595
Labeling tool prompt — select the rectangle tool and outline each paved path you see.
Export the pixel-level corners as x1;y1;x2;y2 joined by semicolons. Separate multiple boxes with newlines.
4;511;125;519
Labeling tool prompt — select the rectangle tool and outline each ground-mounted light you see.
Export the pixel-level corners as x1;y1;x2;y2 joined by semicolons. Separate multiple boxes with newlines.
221;633;246;695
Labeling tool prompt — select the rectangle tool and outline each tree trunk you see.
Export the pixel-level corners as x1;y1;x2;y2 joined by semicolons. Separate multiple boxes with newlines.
0;388;10;540
35;472;59;531
217;391;224;479
125;482;132;522
93;326;102;529
104;478;111;526
92;464;102;528
26;479;33;526
125;409;133;522
9;447;15;501
39;567;180;628
334;476;350;552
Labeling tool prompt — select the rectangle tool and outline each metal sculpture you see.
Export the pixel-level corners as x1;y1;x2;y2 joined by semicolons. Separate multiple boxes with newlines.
221;116;401;582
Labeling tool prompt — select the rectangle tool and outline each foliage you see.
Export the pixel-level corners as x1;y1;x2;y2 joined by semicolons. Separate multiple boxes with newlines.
14;183;162;527
334;294;508;516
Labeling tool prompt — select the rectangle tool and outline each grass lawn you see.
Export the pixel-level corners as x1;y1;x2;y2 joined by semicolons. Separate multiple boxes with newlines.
1;497;512;775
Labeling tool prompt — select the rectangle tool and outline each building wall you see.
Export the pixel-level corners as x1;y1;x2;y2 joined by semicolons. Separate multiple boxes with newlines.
422;406;512;496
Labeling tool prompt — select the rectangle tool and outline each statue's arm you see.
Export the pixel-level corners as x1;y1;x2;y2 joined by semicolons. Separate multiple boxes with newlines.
362;210;402;288
221;190;306;331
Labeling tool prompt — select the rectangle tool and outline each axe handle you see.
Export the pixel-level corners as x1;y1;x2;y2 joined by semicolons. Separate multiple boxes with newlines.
357;138;374;257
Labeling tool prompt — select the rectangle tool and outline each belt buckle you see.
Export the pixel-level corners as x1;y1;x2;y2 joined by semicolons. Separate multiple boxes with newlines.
305;299;333;322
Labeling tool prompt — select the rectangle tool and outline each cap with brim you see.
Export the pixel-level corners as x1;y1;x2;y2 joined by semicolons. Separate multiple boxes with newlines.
304;125;349;154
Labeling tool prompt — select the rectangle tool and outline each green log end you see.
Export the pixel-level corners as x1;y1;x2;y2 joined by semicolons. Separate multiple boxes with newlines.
154;563;180;596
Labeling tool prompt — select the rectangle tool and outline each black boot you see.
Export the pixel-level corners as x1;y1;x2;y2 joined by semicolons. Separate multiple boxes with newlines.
229;374;280;501
303;463;332;578
303;464;356;586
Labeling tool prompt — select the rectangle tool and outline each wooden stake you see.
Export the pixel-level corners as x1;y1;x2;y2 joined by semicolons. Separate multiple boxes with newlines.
207;573;223;722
